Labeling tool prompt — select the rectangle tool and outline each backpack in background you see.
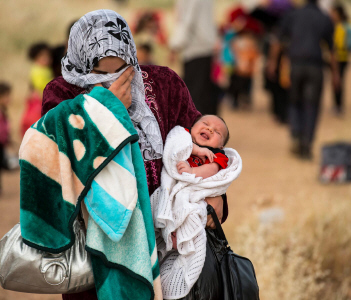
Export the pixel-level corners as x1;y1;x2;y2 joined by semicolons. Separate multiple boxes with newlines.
320;143;351;183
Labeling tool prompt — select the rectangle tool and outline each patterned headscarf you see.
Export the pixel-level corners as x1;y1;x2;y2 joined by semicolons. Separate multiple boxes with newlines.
62;9;163;161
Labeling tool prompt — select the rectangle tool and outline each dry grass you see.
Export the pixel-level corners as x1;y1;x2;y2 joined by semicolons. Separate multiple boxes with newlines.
231;201;351;300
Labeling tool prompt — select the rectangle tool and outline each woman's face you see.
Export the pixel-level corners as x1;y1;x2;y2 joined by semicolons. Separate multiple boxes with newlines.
91;56;128;74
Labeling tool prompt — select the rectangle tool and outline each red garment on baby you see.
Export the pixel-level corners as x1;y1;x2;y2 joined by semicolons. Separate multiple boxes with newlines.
184;128;228;169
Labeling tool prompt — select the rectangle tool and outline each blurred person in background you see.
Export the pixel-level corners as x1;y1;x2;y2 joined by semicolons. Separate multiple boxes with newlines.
169;0;219;115
51;45;66;78
229;31;260;109
28;42;53;94
136;43;154;65
133;11;167;66
21;42;54;135
0;83;12;194
330;3;351;115
221;7;262;110
251;0;294;124
20;85;42;136
268;0;339;160
51;20;77;78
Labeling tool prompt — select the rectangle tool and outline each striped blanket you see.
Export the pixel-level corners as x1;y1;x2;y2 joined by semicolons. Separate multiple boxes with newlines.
19;87;161;300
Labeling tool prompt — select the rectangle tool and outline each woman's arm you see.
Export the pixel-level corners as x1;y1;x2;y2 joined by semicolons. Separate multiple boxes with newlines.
205;195;225;229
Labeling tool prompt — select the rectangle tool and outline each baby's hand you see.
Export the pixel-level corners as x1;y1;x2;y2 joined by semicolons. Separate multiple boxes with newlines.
196;147;216;163
177;161;192;174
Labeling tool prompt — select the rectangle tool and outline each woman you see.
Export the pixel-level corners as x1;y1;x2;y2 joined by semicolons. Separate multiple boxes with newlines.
41;10;227;299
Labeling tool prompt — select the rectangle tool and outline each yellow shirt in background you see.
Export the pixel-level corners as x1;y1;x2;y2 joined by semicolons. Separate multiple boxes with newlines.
30;65;53;94
334;23;349;62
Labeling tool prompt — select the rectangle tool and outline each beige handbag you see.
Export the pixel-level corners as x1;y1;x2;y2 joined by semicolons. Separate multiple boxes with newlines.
0;216;94;294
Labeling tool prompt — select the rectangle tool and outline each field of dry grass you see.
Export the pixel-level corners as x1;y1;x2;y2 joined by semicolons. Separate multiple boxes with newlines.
1;0;351;299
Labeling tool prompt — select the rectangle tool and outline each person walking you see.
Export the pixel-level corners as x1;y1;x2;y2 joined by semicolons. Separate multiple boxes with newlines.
268;0;339;159
169;0;218;115
39;9;228;300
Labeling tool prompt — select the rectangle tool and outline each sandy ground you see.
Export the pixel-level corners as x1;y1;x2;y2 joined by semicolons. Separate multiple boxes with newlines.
1;65;351;299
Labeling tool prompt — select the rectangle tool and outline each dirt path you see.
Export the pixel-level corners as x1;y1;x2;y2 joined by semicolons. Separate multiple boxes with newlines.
1;68;350;299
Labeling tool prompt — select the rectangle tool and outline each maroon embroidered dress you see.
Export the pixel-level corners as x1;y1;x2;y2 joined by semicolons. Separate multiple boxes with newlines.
42;65;228;300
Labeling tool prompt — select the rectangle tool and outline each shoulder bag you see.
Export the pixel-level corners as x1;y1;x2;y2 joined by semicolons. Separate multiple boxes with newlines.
178;205;260;300
0;214;94;294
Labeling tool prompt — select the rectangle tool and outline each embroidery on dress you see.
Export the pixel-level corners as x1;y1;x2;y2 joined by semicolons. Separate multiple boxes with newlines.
142;71;162;125
142;70;160;186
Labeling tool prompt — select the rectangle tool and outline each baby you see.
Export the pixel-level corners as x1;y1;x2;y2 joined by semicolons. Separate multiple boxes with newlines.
172;114;230;249
152;114;241;298
177;114;230;178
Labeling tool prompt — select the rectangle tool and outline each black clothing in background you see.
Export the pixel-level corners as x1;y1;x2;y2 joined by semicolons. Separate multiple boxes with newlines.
228;73;252;109
278;2;334;155
51;45;66;78
264;50;289;123
289;65;323;148
183;56;218;115
278;3;334;66
334;61;348;112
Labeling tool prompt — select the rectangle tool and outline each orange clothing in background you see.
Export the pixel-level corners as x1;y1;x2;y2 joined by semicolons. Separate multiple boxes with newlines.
231;34;259;77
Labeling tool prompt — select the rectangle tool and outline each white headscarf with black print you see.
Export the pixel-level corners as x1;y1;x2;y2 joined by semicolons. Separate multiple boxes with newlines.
62;9;163;161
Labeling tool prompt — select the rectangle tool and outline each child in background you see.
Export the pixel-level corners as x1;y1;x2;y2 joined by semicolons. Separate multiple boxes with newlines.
221;7;261;110
22;43;53;135
229;31;259;109
0;83;12;193
28;43;53;94
21;87;42;137
133;11;167;66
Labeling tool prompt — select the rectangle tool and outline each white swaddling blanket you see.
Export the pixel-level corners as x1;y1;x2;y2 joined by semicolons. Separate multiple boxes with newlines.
151;126;242;299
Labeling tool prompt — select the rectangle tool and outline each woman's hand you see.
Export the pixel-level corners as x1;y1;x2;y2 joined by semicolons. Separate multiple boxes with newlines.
205;196;223;229
96;66;135;109
110;66;135;109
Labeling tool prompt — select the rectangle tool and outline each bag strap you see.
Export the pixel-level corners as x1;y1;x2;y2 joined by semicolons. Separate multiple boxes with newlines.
207;205;228;245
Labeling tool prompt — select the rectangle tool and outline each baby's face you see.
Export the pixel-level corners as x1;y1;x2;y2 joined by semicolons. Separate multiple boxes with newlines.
191;115;227;149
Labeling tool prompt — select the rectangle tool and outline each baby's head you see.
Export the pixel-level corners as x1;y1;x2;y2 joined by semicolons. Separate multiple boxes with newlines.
191;115;229;149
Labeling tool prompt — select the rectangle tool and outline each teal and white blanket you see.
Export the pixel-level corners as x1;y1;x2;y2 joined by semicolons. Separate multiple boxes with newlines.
19;87;162;300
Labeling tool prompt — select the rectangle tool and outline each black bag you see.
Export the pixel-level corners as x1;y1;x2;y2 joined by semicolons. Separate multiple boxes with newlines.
178;205;260;300
320;143;351;183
